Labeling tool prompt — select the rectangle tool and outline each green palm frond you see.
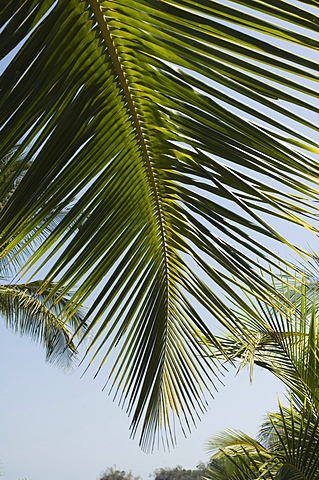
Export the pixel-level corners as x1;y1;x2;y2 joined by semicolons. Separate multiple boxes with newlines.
2;0;319;447
0;148;88;367
206;429;278;479
214;273;319;412
0;147;72;276
206;401;319;480
284;255;319;316
0;281;87;369
261;401;319;480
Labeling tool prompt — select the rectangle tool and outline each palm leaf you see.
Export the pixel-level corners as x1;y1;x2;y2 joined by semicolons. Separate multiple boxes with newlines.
0;282;85;368
262;401;319;480
0;148;87;366
0;281;87;369
1;0;319;447
206;429;278;479
206;401;319;480
214;273;319;412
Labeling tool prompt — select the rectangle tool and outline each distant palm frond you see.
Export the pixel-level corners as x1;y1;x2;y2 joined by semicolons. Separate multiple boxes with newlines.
1;281;87;369
206;400;319;480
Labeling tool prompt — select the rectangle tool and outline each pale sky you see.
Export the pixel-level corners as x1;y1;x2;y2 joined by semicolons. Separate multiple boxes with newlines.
1;321;286;480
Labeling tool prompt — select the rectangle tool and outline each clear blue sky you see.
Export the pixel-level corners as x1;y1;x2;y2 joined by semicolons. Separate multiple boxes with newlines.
1;321;286;480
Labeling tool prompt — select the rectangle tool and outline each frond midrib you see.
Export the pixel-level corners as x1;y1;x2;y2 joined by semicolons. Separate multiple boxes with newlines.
88;0;169;280
89;0;171;434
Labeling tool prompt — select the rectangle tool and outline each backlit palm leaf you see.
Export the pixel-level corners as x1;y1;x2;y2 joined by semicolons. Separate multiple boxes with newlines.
0;149;87;367
0;281;87;369
206;401;319;480
261;403;319;480
216;276;319;413
206;429;278;479
1;0;319;448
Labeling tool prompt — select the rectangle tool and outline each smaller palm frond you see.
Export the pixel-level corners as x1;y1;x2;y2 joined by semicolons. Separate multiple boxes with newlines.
260;401;319;480
205;263;319;479
206;400;319;480
205;429;278;480
285;254;319;316
0;148;87;368
206;264;319;412
0;148;71;276
0;281;87;369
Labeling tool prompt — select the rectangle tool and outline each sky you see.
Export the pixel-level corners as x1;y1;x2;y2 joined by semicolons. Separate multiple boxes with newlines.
1;2;319;480
1;321;286;480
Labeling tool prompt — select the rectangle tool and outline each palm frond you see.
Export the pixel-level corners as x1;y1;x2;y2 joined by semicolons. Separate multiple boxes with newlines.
1;0;319;447
206;400;319;480
0;281;87;369
205;429;278;480
261;401;319;480
214;273;319;412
